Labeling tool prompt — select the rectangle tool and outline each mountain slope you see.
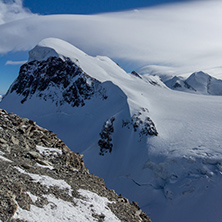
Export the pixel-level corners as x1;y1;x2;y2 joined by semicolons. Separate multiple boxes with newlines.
0;108;150;222
2;38;222;222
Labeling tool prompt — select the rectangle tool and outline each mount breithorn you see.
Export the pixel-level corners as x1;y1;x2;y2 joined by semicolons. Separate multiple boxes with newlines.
1;38;222;222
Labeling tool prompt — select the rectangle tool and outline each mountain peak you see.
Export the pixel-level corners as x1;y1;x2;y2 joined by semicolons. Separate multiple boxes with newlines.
188;71;210;81
28;38;86;62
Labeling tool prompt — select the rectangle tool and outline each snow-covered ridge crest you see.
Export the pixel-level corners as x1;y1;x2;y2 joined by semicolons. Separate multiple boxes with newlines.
28;38;86;63
27;37;140;85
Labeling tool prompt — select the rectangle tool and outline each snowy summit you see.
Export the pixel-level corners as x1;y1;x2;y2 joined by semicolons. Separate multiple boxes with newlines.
28;38;87;63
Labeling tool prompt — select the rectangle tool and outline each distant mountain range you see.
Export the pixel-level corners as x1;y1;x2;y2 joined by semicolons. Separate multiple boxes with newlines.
1;38;222;222
164;71;222;95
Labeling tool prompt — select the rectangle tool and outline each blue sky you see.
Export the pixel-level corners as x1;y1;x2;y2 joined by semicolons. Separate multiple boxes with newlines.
23;0;189;15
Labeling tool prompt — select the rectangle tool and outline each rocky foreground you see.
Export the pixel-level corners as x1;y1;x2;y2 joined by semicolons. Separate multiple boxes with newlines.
0;109;151;222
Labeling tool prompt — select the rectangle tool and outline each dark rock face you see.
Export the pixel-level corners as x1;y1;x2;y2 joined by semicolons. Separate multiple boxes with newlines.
0;109;151;222
98;108;158;155
122;108;158;138
9;57;107;106
98;117;115;155
131;71;142;79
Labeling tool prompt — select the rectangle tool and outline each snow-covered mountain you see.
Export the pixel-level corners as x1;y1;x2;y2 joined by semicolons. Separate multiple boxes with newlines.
2;38;222;222
164;71;222;95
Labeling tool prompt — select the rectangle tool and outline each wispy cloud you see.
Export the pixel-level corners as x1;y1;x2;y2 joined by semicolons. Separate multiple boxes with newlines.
0;0;36;24
5;60;27;65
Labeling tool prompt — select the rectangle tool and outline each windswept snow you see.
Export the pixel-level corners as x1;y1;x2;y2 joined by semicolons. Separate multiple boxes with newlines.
28;38;87;63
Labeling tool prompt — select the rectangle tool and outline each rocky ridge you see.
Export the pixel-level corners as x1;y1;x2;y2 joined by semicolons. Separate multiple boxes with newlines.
0;108;151;222
8;56;107;106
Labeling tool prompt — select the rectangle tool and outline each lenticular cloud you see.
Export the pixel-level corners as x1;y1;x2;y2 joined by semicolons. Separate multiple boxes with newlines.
0;0;35;24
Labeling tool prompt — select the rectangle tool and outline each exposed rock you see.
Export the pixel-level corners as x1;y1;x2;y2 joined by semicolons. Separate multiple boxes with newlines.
0;108;151;222
131;71;142;79
9;57;108;106
98;117;115;155
122;108;158;138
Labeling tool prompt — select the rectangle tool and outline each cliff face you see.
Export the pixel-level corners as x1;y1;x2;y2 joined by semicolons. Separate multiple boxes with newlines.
9;56;107;106
0;108;151;222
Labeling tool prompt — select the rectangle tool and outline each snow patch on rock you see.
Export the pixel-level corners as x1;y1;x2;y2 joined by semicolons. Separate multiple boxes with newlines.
36;145;62;157
14;166;73;196
13;190;120;222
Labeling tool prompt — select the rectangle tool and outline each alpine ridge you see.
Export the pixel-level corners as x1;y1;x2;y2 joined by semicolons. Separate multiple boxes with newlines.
162;71;222;95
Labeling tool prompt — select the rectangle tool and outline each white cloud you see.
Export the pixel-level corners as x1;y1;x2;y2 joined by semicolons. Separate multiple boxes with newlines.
0;0;36;24
1;0;222;77
5;60;27;65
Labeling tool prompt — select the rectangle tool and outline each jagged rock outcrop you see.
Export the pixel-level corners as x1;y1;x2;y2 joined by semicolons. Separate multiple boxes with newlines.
9;56;107;106
122;108;158;138
0;108;151;222
98;117;115;155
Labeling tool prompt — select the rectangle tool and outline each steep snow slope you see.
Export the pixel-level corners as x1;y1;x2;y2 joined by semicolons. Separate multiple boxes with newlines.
2;38;222;222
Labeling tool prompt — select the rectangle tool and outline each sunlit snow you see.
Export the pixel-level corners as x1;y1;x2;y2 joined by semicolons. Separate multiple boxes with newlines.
13;190;120;222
